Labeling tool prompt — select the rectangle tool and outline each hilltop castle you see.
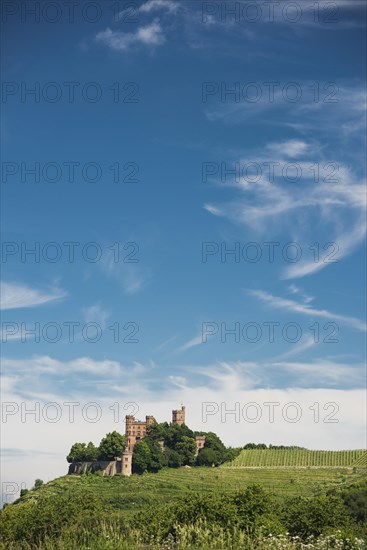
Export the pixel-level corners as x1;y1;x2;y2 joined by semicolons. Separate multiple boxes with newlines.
68;405;205;477
121;405;205;476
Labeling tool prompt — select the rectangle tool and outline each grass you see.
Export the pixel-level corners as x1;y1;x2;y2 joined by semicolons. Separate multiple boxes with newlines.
17;463;366;516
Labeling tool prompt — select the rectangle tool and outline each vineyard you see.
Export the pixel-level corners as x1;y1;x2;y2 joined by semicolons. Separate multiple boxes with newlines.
222;449;367;468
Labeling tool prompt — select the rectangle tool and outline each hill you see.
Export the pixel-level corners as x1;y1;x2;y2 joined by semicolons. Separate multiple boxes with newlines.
1;460;366;549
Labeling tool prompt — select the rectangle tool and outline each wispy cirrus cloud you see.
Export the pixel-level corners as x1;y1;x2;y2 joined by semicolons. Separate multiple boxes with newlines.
272;359;365;386
204;113;366;279
96;19;165;51
175;333;203;353
98;246;148;295
133;0;181;15
0;282;66;310
247;289;367;333
277;334;316;359
97;0;183;52
82;303;110;329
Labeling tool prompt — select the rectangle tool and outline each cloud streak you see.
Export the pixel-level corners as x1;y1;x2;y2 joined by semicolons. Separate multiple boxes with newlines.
0;282;66;310
248;289;367;332
96;19;165;51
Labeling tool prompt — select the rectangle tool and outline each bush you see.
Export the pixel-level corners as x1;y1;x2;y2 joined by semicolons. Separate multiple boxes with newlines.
282;494;351;539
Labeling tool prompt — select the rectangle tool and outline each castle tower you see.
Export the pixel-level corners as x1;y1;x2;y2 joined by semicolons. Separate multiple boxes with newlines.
121;449;132;476
172;405;185;425
146;415;155;426
195;435;205;457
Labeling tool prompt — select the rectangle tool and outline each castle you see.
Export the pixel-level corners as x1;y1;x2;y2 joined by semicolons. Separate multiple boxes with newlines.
121;405;205;476
68;405;205;477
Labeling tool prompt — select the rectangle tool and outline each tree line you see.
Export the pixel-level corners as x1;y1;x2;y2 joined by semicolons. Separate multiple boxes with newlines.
66;422;240;472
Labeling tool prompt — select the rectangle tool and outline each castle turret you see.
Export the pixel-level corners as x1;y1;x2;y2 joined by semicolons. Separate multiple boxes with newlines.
121;449;132;476
146;415;155;426
172;405;185;425
195;435;205;457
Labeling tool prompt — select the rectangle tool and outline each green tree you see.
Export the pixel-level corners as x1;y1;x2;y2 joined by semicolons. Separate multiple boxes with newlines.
133;439;165;473
146;421;169;441
282;494;350;539
98;431;126;460
165;448;183;468
195;447;220;466
66;442;87;463
337;480;367;524
85;442;99;461
34;479;43;490
176;436;196;465
165;423;194;448
232;485;273;532
66;441;101;462
199;432;228;465
225;447;242;461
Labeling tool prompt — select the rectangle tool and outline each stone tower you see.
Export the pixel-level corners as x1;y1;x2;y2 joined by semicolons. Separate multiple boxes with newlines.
121;449;132;476
172;405;185;425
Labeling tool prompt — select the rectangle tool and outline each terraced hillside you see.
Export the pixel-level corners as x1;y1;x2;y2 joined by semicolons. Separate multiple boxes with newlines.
222;449;367;468
12;463;366;515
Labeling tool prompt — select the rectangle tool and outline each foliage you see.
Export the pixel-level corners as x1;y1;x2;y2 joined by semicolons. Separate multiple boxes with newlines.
336;480;367;524
132;439;165;474
244;443;268;449
165;448;184;468
134;422;197;473
1;468;366;549
66;441;99;463
66;433;125;463
33;479;44;490
175;436;196;466
282;494;351;539
196;431;228;466
0;488;102;545
195;447;220;466
98;432;126;460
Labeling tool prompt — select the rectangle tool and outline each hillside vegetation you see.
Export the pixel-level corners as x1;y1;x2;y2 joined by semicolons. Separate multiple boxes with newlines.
1;463;367;549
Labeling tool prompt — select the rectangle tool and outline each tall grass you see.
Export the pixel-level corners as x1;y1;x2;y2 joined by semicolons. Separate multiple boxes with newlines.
1;522;365;550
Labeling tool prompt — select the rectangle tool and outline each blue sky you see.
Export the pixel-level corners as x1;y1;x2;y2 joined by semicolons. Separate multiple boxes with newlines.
1;0;366;495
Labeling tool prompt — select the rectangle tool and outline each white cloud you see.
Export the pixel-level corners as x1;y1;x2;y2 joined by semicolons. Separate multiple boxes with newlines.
204;130;366;279
82;303;110;328
277;334;316;359
154;334;177;352
287;285;314;303
2;355;124;378
98;249;148;295
248;289;367;332
139;0;181;15
267;140;310;158
96;19;165;51
0;282;66;310
175;333;203;353
272;359;365;385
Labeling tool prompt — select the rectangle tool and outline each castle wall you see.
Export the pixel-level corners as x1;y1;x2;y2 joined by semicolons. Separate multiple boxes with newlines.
68;461;118;476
